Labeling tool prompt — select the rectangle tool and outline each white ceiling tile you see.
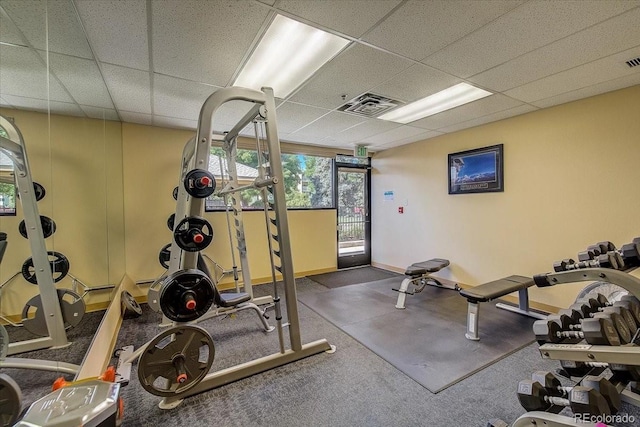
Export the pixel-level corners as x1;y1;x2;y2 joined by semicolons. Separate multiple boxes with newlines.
119;111;153;126
361;125;429;145
0;96;13;107
153;74;220;120
409;94;524;130
532;75;640;110
376;130;443;150
79;106;119;121
289;43;413;109
505;46;640;103
363;0;523;61
276;0;402;38
0;8;25;45
152;0;270;86
275;102;331;134
291;111;365;139
75;0;149;70
0;45;73;102
1;0;93;58
470;8;640;92
423;0;639;78
44;52;114;109
153;115;198;131
257;0;277;5
370;63;462;104
330;118;401;144
280;133;328;146
101;64;151;114
1;94;84;117
437;104;538;133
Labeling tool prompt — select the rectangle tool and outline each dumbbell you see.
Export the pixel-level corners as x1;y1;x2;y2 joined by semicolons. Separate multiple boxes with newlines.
533;316;621;345
517;379;611;416
531;371;621;414
555;306;634;344
553;253;619;272
586;240;640;269
559;360;640;383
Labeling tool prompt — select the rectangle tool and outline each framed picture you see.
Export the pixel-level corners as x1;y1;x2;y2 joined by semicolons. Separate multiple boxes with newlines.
448;144;503;195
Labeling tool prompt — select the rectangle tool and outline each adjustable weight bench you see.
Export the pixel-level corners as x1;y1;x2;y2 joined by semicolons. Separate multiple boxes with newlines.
459;275;548;341
394;258;459;309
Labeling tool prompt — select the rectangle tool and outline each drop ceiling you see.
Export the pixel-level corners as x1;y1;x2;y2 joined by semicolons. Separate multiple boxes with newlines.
0;0;639;152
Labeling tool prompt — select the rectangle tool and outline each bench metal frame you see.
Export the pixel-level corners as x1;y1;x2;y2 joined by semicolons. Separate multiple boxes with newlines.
394;260;458;309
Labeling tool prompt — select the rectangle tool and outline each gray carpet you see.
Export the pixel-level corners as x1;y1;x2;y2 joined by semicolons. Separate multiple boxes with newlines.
5;279;640;426
299;276;537;393
307;266;400;288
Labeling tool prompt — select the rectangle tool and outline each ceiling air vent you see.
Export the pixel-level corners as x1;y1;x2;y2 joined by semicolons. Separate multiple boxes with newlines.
625;57;640;68
337;93;403;118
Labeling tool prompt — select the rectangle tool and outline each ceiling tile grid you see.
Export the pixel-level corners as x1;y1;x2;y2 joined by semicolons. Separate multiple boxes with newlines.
75;0;149;71
119;111;153;126
80;105;119;121
275;101;331;134
422;0;640;79
377;130;444;150
277;0;402;38
101;64;152;114
291;111;365;139
153;74;221;120
436;104;539;134
151;0;270;87
361;124;431;145
2;94;85;117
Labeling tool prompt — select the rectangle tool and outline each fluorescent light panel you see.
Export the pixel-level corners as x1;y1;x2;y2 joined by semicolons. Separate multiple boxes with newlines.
234;15;349;98
378;83;492;124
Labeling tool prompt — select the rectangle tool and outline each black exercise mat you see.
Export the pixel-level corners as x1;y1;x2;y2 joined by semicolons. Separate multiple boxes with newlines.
299;276;537;393
307;266;400;289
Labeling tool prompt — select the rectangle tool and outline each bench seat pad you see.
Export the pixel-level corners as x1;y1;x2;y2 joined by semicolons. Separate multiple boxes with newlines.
217;292;251;308
459;275;533;303
404;258;450;276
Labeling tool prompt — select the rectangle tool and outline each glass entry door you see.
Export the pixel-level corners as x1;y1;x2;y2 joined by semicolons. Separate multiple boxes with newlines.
337;167;370;269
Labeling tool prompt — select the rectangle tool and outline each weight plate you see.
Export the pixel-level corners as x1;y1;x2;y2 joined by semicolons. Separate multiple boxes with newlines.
158;243;171;269
0;324;8;360
18;216;56;239
33;182;46;201
20;251;70;284
173;216;213;252
167;213;175;231
0;374;22;427
183;169;216;198
121;291;142;317
576;282;628;304
21;289;85;336
159;269;215;322
138;325;214;397
172;186;179;201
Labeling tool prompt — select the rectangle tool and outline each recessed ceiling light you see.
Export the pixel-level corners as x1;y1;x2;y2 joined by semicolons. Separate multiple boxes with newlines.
233;15;349;98
378;83;492;124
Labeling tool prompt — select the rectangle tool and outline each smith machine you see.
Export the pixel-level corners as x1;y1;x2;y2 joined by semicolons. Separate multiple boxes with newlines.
120;86;335;409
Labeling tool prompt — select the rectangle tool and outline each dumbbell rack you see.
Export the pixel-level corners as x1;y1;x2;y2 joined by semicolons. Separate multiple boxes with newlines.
535;267;640;408
0;115;77;373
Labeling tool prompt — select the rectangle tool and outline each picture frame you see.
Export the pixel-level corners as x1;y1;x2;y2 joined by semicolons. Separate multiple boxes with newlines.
448;144;503;195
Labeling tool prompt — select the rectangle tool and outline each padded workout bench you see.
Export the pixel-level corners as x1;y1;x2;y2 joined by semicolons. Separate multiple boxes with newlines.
459;275;548;341
394;258;459;309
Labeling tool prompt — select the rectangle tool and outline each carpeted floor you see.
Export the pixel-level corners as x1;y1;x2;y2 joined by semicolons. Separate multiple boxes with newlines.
306;266;400;288
4;278;640;426
299;276;537;393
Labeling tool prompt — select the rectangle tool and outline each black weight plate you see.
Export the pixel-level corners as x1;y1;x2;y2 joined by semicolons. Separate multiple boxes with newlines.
159;269;215;322
121;290;142;317
158;243;171;269
183;169;216;198
173;216;213;252
21;251;70;284
172;186;179;201
138;325;214;397
33;182;46;201
18;216;56;239
167;213;175;231
0;374;22;427
21;289;85;336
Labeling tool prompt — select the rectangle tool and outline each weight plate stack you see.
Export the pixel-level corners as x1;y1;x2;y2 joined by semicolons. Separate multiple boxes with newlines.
159;269;215;322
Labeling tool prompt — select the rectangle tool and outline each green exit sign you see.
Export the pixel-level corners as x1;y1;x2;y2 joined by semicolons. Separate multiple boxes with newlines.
355;145;368;158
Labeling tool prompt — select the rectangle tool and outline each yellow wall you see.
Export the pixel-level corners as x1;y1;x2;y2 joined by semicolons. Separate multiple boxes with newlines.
121;123;337;296
372;85;640;309
0;108;125;317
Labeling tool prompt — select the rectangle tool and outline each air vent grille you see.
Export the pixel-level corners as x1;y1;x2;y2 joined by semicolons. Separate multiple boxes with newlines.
625;57;640;68
337;93;403;118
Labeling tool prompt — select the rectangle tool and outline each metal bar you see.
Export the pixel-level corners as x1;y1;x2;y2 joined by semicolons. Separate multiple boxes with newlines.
169;136;196;274
0;357;79;375
160;339;332;406
535;268;640;300
465;301;480;341
216;177;277;196
539;342;640;365
495;303;548;320
517;288;530;311
511;411;601;427
223;103;262;143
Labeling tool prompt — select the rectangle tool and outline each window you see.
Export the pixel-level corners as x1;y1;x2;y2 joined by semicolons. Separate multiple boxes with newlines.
0;126;16;216
205;147;334;211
